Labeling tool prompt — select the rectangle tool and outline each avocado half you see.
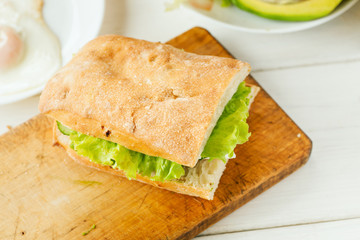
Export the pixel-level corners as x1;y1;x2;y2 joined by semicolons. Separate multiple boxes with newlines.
231;0;343;21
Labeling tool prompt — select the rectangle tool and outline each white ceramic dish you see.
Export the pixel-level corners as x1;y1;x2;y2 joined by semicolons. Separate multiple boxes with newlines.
0;0;105;105
185;0;359;34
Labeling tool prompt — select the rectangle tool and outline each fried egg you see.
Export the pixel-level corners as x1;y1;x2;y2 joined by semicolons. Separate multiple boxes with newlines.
0;0;61;101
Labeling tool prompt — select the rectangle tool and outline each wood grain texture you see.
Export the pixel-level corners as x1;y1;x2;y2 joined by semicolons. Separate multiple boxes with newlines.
0;27;312;240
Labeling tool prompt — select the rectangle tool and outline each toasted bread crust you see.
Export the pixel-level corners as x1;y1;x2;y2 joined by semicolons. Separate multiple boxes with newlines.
39;35;250;167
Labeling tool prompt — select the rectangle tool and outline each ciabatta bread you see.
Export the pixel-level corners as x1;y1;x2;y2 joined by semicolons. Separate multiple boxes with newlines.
54;85;260;200
39;35;250;168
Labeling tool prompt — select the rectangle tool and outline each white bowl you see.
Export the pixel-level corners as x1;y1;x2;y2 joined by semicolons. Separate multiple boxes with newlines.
185;0;359;34
0;0;105;105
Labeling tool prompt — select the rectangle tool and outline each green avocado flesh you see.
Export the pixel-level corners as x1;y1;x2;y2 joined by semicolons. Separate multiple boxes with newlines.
230;0;343;21
58;82;251;182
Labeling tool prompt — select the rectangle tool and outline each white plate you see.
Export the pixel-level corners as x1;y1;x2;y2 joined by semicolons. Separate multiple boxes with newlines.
0;0;105;105
185;0;359;34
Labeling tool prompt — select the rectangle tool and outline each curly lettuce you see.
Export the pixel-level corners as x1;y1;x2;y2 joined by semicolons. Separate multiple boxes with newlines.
58;123;185;181
201;82;251;162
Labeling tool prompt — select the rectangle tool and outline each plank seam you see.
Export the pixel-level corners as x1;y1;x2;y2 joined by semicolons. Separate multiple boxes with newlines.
252;58;360;73
195;216;360;238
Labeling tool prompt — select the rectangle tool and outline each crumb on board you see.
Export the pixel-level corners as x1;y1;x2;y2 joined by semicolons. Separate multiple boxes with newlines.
297;133;301;138
73;180;102;186
82;224;96;236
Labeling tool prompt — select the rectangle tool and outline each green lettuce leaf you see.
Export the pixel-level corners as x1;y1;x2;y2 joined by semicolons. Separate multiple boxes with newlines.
65;128;185;181
57;81;251;181
201;82;251;162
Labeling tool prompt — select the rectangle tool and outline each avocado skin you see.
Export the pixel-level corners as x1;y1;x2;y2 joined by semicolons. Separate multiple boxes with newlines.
231;0;343;21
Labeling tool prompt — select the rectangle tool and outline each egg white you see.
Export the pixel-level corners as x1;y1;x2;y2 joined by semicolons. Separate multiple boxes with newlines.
0;0;62;98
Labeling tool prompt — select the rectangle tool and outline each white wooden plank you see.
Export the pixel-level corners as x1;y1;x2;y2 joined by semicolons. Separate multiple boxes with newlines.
199;61;360;235
101;0;360;71
0;95;39;134
196;218;360;240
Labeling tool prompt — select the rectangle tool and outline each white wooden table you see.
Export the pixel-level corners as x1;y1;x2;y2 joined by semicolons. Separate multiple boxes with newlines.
1;0;360;239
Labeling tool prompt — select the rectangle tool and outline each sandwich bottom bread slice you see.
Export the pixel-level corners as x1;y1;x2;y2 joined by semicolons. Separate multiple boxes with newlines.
53;84;259;200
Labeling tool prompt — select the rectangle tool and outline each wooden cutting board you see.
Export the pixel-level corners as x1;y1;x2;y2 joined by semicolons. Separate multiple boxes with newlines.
0;27;312;240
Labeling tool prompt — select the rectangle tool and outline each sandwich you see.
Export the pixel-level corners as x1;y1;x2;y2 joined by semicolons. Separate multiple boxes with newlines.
39;35;259;200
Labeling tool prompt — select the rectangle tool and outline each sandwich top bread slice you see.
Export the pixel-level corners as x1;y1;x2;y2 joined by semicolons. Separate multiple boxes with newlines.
39;35;259;200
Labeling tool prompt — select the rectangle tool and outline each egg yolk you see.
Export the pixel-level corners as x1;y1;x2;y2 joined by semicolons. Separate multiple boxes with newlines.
0;25;24;70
